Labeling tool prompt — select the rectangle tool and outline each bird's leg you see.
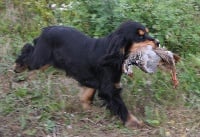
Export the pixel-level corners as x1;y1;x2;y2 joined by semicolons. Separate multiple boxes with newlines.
171;68;179;88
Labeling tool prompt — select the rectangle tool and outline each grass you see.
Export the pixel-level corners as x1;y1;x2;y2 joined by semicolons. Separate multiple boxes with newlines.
0;1;200;136
0;35;200;137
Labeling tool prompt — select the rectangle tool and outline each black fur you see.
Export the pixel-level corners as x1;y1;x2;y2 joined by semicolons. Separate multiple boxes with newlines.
15;21;156;124
15;43;34;68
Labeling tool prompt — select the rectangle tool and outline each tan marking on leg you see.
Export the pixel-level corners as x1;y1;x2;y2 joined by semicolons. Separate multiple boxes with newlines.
79;86;96;110
39;64;51;72
125;112;143;128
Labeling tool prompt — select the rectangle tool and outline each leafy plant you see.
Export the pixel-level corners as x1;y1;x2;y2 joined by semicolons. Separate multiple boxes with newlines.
44;119;56;132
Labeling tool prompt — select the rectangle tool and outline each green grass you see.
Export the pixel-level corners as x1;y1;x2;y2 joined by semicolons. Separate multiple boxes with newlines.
0;1;200;135
0;36;200;136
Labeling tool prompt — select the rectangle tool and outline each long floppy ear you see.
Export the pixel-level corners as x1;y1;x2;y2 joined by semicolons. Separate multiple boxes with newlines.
99;35;125;68
107;35;125;55
99;52;123;67
28;40;52;70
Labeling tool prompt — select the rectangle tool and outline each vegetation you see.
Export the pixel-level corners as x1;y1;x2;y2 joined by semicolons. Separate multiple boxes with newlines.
0;0;199;136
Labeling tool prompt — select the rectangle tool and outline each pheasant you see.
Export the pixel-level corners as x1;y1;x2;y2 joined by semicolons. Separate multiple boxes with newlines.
123;44;180;88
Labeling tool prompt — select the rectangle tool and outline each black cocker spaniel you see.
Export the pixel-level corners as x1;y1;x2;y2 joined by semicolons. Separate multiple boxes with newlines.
14;21;159;127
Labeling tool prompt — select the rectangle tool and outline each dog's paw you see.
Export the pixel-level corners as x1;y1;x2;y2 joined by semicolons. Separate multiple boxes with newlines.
125;114;144;128
81;102;92;110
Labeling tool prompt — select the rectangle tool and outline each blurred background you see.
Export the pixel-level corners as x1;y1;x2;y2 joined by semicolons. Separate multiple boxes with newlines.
0;0;199;137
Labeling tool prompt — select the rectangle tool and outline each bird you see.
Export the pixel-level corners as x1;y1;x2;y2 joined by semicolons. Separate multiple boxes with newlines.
123;44;180;88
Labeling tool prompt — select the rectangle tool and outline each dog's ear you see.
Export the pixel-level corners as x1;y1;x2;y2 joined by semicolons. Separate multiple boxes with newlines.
101;35;125;69
98;52;124;71
107;35;125;54
99;53;121;65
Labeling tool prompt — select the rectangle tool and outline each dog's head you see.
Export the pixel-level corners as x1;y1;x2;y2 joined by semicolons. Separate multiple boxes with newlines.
101;21;160;69
109;21;160;56
14;43;34;73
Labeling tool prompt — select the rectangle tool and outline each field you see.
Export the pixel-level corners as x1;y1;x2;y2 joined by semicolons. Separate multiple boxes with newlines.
0;37;199;136
0;0;200;136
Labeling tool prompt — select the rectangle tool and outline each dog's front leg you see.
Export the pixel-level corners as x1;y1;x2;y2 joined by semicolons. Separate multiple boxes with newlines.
98;68;143;127
99;83;143;127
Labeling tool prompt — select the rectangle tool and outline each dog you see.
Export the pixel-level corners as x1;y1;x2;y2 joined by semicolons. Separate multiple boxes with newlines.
14;21;159;127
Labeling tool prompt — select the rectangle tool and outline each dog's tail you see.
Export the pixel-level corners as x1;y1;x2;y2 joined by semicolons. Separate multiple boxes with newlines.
14;43;35;73
20;43;35;55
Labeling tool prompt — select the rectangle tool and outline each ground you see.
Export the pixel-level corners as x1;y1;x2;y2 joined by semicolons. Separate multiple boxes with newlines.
0;67;199;137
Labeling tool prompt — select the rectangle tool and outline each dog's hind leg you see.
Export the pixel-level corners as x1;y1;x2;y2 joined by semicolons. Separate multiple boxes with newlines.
79;86;96;110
